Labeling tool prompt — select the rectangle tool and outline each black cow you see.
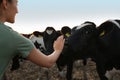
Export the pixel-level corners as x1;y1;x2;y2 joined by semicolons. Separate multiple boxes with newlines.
57;20;120;80
57;21;97;80
43;27;59;55
95;19;120;80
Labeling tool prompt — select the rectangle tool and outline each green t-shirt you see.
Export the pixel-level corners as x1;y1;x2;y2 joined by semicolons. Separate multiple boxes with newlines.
0;23;35;79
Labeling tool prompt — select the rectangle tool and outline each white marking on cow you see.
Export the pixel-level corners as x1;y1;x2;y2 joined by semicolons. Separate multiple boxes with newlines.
108;20;120;28
29;35;46;50
46;30;53;35
76;23;93;30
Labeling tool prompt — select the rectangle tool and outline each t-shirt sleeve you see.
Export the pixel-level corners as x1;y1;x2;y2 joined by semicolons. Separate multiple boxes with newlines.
14;33;35;58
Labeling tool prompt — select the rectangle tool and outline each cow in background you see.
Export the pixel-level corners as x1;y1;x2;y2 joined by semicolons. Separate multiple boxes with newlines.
96;19;120;80
43;27;59;55
29;31;46;53
22;33;32;38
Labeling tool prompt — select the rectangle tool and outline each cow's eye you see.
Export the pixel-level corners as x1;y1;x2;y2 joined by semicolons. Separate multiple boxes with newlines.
91;29;94;32
85;31;89;34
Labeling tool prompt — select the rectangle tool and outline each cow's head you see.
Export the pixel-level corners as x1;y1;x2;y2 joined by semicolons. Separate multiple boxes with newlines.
33;31;43;37
61;26;71;38
45;27;56;35
68;21;98;55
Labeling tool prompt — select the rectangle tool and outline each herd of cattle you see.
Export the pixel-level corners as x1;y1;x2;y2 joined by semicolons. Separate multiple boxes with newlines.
11;19;120;80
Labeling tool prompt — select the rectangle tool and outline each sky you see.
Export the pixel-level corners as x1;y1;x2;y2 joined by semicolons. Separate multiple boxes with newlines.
5;0;120;34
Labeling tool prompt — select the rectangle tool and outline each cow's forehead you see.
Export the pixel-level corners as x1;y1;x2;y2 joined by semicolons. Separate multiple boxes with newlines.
76;23;93;30
108;20;120;28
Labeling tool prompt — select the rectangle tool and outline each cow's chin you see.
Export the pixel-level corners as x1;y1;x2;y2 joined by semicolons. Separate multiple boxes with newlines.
58;61;67;68
59;66;65;70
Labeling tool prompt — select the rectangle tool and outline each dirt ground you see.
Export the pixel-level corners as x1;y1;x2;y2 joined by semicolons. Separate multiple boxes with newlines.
5;59;100;80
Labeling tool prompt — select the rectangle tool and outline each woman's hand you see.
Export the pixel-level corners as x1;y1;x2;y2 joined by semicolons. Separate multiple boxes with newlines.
53;35;65;53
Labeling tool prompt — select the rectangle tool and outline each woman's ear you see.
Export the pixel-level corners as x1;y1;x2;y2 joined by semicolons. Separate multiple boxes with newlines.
2;0;8;9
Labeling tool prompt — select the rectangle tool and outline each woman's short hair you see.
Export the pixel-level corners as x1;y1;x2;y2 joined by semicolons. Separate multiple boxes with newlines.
0;0;12;4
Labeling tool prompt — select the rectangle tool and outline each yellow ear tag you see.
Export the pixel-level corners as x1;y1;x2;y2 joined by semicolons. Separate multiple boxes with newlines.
38;35;42;37
100;30;105;36
65;33;70;37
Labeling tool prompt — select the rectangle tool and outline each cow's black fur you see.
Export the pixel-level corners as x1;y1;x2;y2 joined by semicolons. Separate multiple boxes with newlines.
95;19;120;80
57;21;97;80
57;20;120;80
43;27;58;55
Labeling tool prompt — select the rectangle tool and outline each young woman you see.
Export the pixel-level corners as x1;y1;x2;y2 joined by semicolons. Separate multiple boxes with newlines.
0;0;65;79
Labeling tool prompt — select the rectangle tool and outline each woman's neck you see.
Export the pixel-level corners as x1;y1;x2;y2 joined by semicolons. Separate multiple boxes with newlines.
0;11;6;23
